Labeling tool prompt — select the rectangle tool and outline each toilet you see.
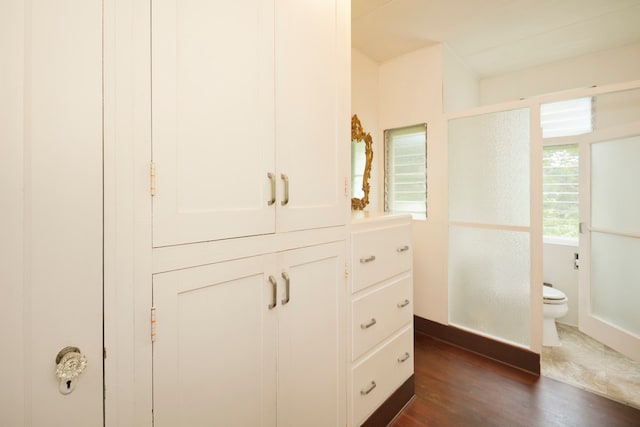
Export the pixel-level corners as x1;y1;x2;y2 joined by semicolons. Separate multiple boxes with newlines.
543;285;569;347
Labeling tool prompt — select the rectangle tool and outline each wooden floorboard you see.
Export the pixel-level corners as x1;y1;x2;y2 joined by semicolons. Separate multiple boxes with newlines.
389;332;640;427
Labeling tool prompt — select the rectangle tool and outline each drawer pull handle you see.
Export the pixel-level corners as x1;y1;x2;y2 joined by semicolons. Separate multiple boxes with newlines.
360;255;376;264
398;352;410;363
268;276;277;310
267;173;276;206
360;318;377;329
397;245;410;253
280;173;289;206
281;272;290;305
397;299;410;308
360;381;377;396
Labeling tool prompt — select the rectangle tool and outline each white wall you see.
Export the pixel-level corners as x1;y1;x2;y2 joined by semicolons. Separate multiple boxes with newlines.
443;43;479;113
351;48;381;212
480;41;640;105
378;45;448;324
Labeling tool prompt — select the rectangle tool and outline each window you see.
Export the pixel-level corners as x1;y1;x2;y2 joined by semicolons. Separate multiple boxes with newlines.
384;124;427;218
540;97;593;138
542;145;579;240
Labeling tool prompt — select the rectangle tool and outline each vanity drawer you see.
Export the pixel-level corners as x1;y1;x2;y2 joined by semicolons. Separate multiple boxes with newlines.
351;326;414;426
352;274;413;361
352;224;412;293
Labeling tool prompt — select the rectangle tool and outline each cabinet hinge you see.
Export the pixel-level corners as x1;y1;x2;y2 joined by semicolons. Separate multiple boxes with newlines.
103;347;107;359
150;162;156;196
344;264;349;280
151;306;157;342
344;177;349;198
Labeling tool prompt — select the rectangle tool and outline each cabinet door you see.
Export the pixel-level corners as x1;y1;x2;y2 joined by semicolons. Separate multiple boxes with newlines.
275;0;349;232
277;242;346;427
152;0;275;247
152;256;277;427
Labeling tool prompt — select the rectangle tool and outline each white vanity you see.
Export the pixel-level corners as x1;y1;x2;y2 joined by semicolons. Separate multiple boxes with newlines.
349;213;415;426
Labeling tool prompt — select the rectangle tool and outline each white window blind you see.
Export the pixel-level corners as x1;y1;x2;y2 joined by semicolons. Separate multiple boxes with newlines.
384;124;427;218
541;97;593;138
543;144;579;239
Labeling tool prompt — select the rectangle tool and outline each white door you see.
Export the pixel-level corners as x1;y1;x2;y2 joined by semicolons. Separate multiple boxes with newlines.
152;256;277;427
580;132;640;362
0;0;104;425
277;242;346;427
274;0;349;233
152;0;276;247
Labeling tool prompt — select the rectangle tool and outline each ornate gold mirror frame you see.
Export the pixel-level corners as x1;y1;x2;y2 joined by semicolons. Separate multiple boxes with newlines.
351;114;373;210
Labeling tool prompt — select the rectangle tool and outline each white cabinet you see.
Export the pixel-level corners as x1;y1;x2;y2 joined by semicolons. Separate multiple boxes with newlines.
152;242;346;427
349;214;414;426
147;1;349;425
151;0;348;247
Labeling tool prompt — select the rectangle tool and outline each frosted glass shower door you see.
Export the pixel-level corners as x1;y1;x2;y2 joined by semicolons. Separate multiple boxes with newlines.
448;107;536;348
580;133;640;362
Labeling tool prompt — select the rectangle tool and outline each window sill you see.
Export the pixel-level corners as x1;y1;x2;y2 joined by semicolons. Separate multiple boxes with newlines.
543;236;578;247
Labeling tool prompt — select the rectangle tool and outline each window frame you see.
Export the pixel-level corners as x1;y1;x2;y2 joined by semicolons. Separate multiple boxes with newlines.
383;123;427;219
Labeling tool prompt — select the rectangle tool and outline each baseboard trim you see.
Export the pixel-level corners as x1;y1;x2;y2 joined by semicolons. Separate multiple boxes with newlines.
414;316;540;375
361;375;415;427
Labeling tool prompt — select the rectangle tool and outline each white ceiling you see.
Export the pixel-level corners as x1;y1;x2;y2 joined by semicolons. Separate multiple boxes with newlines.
352;0;640;77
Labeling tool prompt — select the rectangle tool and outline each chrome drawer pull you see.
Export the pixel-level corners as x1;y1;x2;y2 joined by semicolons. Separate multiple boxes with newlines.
359;255;376;264
280;173;289;206
398;352;410;363
281;272;290;305
397;299;410;308
268;276;277;310
360;318;377;329
360;381;376;396
397;245;410;253
267;172;276;206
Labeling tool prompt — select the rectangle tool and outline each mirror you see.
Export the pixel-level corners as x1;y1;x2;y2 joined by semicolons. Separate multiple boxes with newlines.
351;114;373;210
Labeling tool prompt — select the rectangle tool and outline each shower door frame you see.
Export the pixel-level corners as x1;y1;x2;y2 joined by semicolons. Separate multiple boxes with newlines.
446;79;640;357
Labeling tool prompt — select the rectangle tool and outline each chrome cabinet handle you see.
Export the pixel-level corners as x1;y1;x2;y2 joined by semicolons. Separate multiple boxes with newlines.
397;299;410;308
397;245;410;253
360;318;376;329
268;276;277;310
281;272;290;305
359;255;375;264
397;352;410;363
360;381;377;395
280;174;289;206
267;172;276;206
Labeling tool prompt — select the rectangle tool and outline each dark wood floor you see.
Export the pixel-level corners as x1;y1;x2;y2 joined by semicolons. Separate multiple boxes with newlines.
390;332;640;427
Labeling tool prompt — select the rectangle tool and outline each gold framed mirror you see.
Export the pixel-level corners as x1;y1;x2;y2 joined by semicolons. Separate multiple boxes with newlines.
351;114;373;210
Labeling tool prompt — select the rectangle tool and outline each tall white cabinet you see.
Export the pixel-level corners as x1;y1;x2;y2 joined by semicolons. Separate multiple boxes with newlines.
148;1;350;426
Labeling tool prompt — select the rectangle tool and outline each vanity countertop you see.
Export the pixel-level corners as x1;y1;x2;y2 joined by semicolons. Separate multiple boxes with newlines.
351;211;412;225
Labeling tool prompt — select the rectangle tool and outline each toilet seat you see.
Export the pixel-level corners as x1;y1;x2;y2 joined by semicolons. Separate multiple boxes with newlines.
543;286;568;305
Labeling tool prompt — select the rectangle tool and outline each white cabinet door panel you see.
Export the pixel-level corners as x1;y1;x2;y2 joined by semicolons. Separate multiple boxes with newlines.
152;0;275;247
277;242;346;427
275;0;347;233
153;256;277;427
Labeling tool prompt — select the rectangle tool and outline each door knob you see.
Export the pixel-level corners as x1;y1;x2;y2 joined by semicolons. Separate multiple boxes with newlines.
55;346;87;395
